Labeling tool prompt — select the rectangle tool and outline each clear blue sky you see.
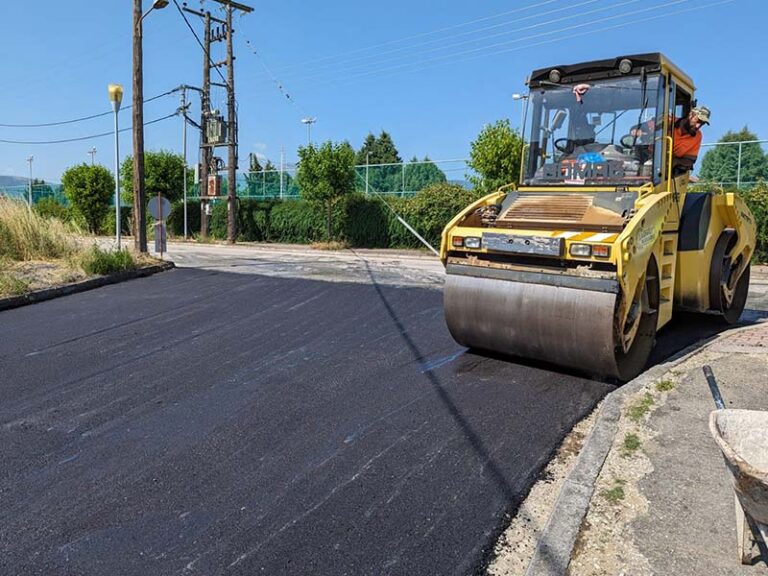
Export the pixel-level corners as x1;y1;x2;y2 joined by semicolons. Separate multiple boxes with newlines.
0;0;765;182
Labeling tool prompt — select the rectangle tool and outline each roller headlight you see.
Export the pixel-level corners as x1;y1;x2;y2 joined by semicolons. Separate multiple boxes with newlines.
569;243;591;257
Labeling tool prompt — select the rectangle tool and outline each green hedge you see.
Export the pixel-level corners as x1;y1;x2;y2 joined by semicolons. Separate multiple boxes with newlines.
743;182;768;263
160;183;480;250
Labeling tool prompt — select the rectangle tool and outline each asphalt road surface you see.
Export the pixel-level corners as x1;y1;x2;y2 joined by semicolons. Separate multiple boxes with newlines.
1;259;762;576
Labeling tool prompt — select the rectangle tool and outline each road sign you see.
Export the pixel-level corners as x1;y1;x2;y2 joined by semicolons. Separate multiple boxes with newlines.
148;195;172;221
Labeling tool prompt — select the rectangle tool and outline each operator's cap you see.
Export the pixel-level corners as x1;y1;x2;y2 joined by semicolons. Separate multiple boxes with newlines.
692;106;711;125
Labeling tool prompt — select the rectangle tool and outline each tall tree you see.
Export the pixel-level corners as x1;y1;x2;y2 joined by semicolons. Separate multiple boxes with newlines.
245;153;264;196
403;156;447;192
61;164;114;234
297;141;356;240
356;131;403;193
699;127;766;185
467;119;524;193
120;150;192;204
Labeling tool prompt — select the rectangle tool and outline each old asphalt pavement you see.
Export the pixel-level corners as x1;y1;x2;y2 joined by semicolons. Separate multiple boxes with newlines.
1;243;759;575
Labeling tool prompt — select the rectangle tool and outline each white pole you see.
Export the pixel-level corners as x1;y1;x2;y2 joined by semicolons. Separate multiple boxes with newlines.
280;145;284;199
181;88;188;239
736;142;743;189
366;152;370;196
27;156;33;209
112;105;121;250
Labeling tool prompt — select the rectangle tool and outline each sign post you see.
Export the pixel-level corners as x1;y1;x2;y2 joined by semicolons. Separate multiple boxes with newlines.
148;194;172;259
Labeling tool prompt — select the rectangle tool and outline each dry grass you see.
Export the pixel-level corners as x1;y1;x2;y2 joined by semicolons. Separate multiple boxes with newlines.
0;198;150;298
311;240;350;251
0;197;79;261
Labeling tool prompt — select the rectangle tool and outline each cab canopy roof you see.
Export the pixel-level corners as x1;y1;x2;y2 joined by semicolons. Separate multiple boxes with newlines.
528;53;694;91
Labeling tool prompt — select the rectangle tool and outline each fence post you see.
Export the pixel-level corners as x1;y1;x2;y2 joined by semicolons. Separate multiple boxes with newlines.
736;142;743;189
401;162;405;196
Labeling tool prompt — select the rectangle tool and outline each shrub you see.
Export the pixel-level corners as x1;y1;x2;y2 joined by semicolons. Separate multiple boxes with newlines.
384;183;482;250
80;246;136;275
342;194;390;248
270;200;326;244
167;200;201;238
61;164;115;234
744;181;768;263
101;206;132;237
34;197;71;222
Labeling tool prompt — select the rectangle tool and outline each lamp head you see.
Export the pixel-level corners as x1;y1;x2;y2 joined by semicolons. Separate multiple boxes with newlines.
108;84;124;112
153;0;170;8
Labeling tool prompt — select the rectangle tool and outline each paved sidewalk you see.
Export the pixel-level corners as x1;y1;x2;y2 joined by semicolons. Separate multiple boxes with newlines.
568;321;768;575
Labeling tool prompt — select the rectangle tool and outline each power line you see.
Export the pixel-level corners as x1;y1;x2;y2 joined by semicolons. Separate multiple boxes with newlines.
0;90;178;128
172;0;230;88
243;38;307;115
277;0;605;80
0;112;178;145
267;0;725;93
275;0;564;72
281;0;643;84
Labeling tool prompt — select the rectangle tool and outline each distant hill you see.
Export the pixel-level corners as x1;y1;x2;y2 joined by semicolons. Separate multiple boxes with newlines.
0;175;28;187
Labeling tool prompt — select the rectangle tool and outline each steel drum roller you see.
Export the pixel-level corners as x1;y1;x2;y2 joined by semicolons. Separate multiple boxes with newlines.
444;272;625;379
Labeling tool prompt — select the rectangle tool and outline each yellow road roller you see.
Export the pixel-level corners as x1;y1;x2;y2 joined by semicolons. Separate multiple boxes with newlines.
441;53;756;381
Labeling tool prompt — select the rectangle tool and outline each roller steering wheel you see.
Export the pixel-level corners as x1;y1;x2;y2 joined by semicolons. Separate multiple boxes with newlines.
553;138;572;153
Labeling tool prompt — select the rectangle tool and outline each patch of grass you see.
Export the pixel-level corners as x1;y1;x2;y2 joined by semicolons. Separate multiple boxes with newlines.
80;246;136;276
622;433;642;457
656;379;675;392
0;273;30;297
627;392;655;423
602;479;626;504
0;197;78;261
311;240;350;250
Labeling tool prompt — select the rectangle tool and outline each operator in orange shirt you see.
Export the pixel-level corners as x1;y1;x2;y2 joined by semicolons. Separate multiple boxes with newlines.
672;106;710;174
629;106;710;174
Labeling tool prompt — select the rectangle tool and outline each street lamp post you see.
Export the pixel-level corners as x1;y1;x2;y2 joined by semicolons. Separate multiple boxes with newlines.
88;147;97;165
26;156;34;209
109;84;124;250
133;0;169;253
301;117;316;146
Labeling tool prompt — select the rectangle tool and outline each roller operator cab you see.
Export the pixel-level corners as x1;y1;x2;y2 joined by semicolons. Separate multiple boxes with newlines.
441;53;756;382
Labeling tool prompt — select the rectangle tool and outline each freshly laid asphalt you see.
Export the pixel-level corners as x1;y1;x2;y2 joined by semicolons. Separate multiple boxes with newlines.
0;267;741;576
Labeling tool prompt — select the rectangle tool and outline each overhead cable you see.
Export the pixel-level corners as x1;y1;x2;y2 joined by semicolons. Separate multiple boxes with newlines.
0;90;178;128
274;0;725;92
275;0;564;72
172;0;230;88
0;112;178;145
282;0;643;84
278;0;605;79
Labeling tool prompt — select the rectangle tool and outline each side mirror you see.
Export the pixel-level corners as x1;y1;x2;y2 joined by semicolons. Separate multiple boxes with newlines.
551;110;567;131
620;134;635;148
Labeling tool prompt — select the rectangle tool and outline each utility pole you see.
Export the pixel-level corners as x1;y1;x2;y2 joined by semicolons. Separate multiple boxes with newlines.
88;147;97;166
180;87;189;239
225;4;237;244
184;0;252;242
133;0;147;253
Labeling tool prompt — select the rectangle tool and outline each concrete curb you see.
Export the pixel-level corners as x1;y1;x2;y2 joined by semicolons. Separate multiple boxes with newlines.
0;261;175;313
524;321;766;576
